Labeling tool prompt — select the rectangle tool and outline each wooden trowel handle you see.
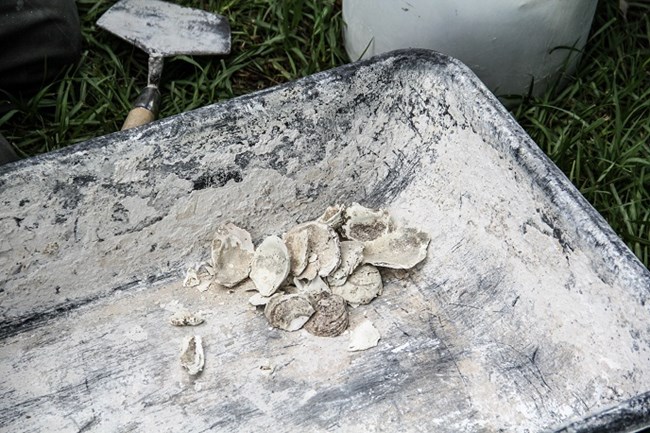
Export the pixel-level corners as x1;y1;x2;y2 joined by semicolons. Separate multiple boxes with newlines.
121;86;161;130
122;107;156;130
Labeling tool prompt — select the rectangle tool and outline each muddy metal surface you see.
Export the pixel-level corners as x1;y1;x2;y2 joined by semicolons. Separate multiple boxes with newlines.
1;50;649;432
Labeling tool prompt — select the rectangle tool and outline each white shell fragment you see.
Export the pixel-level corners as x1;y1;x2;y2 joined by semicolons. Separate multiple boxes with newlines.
183;266;200;287
170;311;204;326
211;223;255;287
195;280;211;292
180;335;205;375
328;240;365;286
341;203;395;242
284;222;341;280
348;320;381;352
317;204;345;229
249;292;273;307
183;264;213;291
250;235;291;297
264;294;315;331
331;264;383;305
362;227;431;269
202;263;215;276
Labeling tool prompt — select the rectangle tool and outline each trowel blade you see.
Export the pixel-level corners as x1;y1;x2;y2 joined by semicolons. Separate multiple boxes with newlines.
97;0;231;57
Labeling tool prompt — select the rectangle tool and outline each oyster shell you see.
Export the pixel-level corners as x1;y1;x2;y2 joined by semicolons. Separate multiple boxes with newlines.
341;203;395;242
348;320;381;351
283;221;341;280
264;293;315;331
295;275;331;305
250;235;291;297
328;240;364;287
362;227;431;269
283;227;309;276
170;310;204;326
317;204;345;229
211;223;254;287
304;293;349;337
331;264;383;305
180;335;205;375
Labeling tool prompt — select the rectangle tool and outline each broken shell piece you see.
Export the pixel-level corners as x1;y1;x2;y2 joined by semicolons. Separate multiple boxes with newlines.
211;223;254;287
249;292;273;307
362;227;431;269
341;203;395;242
304;293;349;337
285;221;341;280
317;204;345;229
182;266;201;287
302;275;330;293
309;222;341;277
348;320;381;351
264;294;315;332
199;263;216;291
296;275;332;305
328;240;365;287
283;227;310;276
195;279;212;292
180;335;205;375
284;221;341;279
331;264;383;305
250;235;291;297
184;263;214;291
200;262;215;276
298;255;320;281
170;310;204;326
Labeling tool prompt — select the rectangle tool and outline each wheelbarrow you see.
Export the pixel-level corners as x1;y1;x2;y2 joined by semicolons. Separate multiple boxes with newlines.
0;50;648;432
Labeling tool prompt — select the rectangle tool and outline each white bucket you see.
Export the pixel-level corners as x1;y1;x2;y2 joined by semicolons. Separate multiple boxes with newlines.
343;0;598;99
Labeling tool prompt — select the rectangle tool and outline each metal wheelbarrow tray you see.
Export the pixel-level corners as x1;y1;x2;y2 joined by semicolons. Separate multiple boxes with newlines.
0;50;648;432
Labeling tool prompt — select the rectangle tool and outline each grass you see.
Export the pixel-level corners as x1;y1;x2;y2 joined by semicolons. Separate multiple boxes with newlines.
0;1;648;268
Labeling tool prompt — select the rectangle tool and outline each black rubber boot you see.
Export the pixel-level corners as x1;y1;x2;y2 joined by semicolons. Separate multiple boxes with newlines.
0;133;19;165
0;0;82;98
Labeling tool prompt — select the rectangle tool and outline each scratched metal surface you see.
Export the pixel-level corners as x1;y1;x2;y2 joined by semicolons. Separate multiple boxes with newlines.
97;0;231;56
0;50;648;432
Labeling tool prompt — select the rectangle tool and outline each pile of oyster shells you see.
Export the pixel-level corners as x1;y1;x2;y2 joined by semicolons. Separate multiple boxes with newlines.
198;203;431;338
